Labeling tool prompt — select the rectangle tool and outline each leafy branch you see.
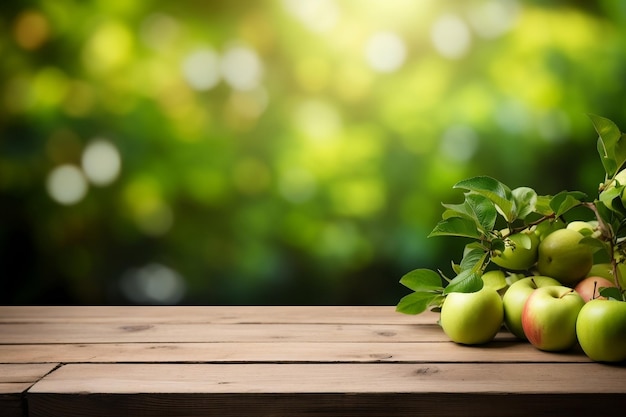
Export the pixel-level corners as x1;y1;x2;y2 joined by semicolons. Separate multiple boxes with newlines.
397;114;626;315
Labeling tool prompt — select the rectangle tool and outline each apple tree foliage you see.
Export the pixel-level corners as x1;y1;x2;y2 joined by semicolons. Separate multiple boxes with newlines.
397;115;626;314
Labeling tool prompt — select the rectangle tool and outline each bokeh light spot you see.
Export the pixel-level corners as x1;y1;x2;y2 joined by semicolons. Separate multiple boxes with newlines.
46;164;88;205
227;87;269;120
537;110;570;143
365;31;407;73
439;125;480;162
182;48;221;91
431;14;471;59
294;99;342;142
33;67;69;108
120;263;186;304
468;0;520;39
13;9;50;50
283;0;340;33
82;20;134;75
221;45;264;91
123;178;174;236
495;99;532;134
81;139;122;186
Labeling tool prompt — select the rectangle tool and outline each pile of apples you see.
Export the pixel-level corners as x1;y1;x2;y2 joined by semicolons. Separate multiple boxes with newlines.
440;220;626;363
397;115;626;363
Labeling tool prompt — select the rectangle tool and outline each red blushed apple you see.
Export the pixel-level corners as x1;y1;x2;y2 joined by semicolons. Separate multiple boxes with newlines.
574;276;617;302
521;285;585;351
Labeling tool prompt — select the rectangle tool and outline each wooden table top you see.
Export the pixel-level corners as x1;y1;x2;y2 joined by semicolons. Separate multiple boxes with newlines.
0;306;624;417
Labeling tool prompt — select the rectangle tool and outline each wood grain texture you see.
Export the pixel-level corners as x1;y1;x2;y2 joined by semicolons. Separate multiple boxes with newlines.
0;322;450;344
27;363;626;417
0;340;589;364
0;306;623;417
29;363;626;394
0;306;430;325
0;364;58;417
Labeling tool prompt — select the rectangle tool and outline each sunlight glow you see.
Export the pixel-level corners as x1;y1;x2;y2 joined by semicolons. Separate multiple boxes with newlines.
439;125;479;162
468;0;520;39
221;45;263;91
81;139;122;186
283;0;340;33
431;14;471;59
365;31;407;73
82;20;133;75
294;99;342;142
181;48;221;91
120;263;186;304
46;164;88;205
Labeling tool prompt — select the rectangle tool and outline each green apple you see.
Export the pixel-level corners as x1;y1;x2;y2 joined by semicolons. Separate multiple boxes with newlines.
566;221;595;236
502;276;561;339
491;229;539;271
574;276;617;302
440;287;504;345
536;228;593;286
576;299;626;362
521;285;585;351
533;219;565;241
481;269;508;294
586;262;626;283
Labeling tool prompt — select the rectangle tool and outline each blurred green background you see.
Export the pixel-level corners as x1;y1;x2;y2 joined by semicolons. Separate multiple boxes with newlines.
1;0;625;306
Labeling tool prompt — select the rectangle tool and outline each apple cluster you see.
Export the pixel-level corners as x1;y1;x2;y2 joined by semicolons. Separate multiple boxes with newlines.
440;221;626;363
397;115;626;364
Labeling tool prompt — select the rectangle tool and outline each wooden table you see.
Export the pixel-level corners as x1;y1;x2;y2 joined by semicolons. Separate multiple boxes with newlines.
0;306;624;416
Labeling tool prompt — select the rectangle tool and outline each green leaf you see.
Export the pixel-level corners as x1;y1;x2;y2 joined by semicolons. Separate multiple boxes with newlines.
442;193;497;233
512;186;537;220
454;176;515;222
597;136;617;178
399;269;443;292
580;236;606;253
428;217;481;239
599;184;624;213
599;286;624;301
534;195;555;216
396;291;443;314
459;246;486;271
549;191;586;217
466;193;498;231
590;114;626;178
443;269;484;294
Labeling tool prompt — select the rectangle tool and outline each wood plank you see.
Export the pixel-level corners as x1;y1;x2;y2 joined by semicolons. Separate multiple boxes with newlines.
0;341;590;364
26;363;626;417
0;322;464;344
0;364;58;417
0;364;58;384
0;306;434;325
29;363;626;394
